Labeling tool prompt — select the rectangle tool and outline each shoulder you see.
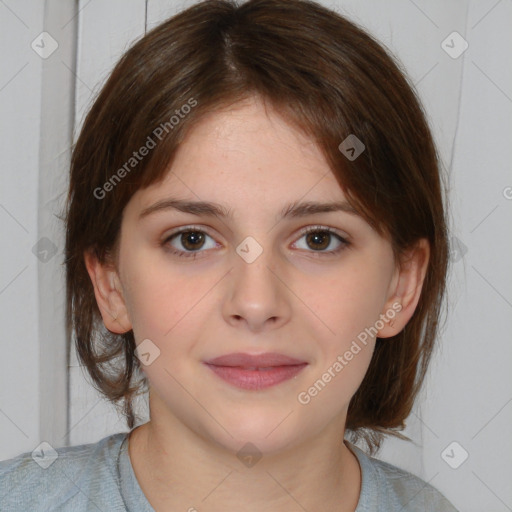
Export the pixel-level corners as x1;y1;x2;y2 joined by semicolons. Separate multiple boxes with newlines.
346;442;459;512
0;432;129;511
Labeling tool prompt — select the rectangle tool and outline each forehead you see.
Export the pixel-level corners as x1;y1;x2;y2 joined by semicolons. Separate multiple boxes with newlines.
134;97;348;210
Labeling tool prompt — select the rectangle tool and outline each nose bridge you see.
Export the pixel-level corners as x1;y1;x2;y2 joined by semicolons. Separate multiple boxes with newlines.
233;234;279;300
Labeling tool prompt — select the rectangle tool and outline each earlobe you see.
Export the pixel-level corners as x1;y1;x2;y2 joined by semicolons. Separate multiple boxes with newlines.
377;238;430;338
83;249;132;334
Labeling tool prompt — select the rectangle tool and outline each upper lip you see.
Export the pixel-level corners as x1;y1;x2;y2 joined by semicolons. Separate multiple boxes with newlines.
204;352;307;368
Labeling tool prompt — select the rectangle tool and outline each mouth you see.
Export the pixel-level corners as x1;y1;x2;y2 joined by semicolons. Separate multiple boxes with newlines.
203;352;308;390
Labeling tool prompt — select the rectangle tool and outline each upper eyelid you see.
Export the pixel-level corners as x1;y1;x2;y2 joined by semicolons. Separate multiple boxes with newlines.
301;225;346;236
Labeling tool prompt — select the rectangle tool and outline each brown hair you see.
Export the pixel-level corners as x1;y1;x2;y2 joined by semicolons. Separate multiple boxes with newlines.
64;0;449;455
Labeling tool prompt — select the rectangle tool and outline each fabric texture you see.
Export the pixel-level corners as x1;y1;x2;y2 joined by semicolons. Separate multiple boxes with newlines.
0;431;458;511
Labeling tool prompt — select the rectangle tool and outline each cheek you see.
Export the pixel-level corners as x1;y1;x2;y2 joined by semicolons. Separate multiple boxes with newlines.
294;280;380;414
299;262;389;344
292;258;391;396
122;263;211;394
120;250;220;343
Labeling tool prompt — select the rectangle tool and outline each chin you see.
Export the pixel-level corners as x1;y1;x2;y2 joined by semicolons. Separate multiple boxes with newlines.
198;409;307;458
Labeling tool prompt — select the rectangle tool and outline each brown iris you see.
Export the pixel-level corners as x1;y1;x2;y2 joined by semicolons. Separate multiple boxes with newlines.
305;231;330;251
180;231;206;251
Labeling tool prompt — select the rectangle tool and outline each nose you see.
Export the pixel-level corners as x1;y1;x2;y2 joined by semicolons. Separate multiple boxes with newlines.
222;244;292;333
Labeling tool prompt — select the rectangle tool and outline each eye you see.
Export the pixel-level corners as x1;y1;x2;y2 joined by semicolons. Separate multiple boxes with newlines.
292;226;349;256
163;226;218;259
162;225;349;259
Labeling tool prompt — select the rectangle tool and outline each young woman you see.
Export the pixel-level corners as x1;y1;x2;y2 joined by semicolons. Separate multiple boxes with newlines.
0;0;457;510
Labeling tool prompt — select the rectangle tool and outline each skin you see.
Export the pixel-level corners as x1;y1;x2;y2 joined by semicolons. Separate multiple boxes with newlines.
85;95;429;512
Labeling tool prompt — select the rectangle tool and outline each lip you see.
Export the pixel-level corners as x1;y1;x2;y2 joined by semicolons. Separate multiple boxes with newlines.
205;352;307;367
203;352;308;390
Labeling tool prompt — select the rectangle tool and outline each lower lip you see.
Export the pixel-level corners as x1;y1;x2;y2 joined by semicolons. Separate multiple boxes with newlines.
204;363;308;390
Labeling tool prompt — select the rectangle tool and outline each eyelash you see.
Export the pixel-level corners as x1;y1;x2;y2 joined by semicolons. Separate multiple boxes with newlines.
161;225;350;260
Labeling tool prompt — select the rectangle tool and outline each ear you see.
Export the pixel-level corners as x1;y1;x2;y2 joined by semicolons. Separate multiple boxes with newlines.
83;249;132;334
377;238;430;338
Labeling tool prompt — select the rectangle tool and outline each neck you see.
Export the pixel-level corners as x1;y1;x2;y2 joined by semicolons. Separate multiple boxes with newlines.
128;407;361;512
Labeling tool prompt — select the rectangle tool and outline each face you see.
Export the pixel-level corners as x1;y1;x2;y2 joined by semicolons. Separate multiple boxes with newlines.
88;96;423;456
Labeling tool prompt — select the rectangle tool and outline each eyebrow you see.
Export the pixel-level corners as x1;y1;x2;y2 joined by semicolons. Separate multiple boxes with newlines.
138;197;361;221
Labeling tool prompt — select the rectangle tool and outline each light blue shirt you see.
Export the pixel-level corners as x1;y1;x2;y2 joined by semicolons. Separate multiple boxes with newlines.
0;431;458;511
